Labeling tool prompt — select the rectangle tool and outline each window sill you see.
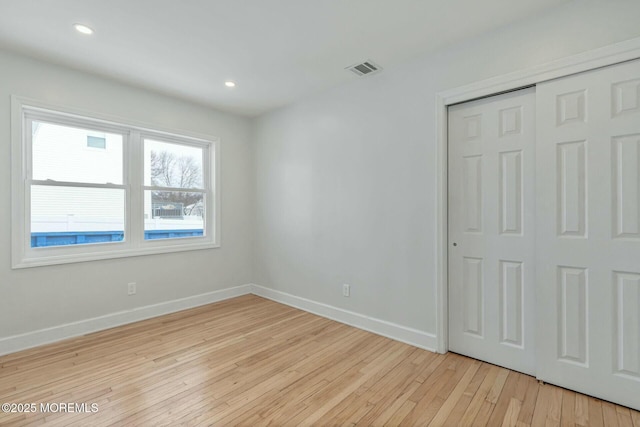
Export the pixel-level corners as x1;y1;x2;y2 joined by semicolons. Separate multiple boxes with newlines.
12;241;221;269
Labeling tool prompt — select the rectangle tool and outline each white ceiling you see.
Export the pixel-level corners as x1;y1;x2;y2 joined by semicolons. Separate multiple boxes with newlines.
0;0;571;116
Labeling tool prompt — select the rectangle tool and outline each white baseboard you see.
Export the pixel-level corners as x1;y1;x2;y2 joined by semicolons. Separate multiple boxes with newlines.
250;284;438;352
0;284;252;356
0;283;439;357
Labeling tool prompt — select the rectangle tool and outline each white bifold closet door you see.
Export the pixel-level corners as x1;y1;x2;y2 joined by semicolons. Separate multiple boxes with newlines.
536;59;640;411
448;87;536;376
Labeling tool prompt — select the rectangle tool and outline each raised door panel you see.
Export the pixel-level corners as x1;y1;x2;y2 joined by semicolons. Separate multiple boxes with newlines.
499;260;524;347
499;151;523;235
463;257;484;337
557;266;588;365
463;156;483;233
612;135;640;239
614;272;640;379
556;141;587;237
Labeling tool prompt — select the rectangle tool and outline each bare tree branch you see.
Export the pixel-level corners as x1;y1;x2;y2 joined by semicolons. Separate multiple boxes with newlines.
150;150;203;215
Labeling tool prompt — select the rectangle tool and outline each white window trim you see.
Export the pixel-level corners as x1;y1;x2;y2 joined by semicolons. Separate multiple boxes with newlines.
11;96;221;269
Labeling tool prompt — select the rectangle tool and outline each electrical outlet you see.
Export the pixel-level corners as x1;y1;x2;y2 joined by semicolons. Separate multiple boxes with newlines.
128;282;137;295
342;284;350;297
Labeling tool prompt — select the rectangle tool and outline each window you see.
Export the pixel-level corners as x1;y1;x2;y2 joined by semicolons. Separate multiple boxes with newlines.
11;97;220;268
86;135;107;149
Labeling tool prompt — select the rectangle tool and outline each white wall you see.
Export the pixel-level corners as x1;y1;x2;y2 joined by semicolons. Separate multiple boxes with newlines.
253;1;640;339
0;50;254;340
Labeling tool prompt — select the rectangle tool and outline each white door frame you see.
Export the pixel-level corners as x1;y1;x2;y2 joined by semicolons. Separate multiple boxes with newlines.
434;36;640;354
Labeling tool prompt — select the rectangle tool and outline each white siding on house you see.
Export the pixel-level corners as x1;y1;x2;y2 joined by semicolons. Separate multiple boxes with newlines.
32;121;123;184
31;186;124;222
31;121;125;232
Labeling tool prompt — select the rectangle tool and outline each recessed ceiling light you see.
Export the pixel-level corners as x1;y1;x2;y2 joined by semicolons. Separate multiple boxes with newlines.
224;81;236;88
74;24;94;35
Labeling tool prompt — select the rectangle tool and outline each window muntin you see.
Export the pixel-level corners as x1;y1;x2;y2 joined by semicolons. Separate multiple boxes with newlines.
12;99;219;268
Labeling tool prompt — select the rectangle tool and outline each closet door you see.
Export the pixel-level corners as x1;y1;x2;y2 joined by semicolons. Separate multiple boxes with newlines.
449;88;536;375
536;59;640;411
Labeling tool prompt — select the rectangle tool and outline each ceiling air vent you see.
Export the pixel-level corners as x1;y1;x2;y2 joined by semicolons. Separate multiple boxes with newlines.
346;60;382;77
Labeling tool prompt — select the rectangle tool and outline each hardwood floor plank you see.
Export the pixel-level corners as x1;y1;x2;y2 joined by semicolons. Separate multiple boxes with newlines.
618;406;634;427
362;355;443;426
0;295;638;426
501;397;523;427
487;368;511;403
387;400;416;426
487;371;520;426
472;367;511;426
320;349;422;423
545;386;563;427
458;364;501;426
590;398;605;427
399;355;462;425
293;342;410;426
603;401;620;427
575;393;590;426
560;389;576;427
530;383;552;427
408;356;475;426
441;362;491;426
517;375;540;426
428;361;481;426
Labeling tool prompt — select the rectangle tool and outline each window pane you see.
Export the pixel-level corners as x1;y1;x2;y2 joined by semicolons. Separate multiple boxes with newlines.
31;185;125;248
144;190;204;240
144;139;203;189
32;121;123;184
87;135;106;149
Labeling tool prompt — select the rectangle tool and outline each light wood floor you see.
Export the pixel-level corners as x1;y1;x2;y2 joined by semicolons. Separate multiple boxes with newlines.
1;295;638;426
